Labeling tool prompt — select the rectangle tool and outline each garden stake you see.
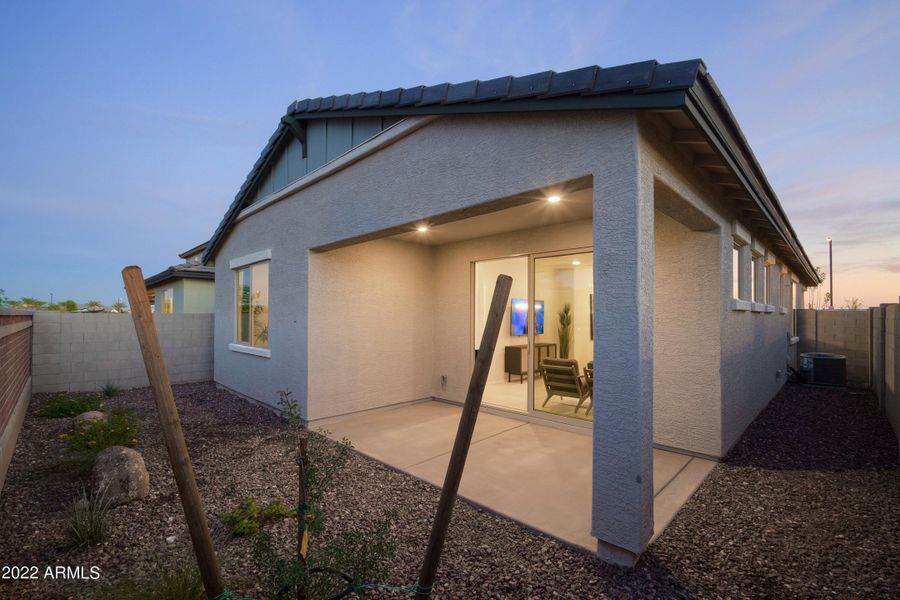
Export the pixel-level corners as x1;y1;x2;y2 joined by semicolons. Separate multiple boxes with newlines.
297;432;309;600
122;266;225;599
415;274;512;599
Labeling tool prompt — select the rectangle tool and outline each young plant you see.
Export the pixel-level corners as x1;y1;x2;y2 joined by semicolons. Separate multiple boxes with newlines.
35;393;100;418
68;485;110;547
277;389;301;428
101;381;121;398
222;496;296;537
62;410;139;457
253;431;396;600
96;559;203;600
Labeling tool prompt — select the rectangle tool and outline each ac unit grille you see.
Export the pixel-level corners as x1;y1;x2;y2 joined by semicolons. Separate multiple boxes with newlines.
799;352;847;387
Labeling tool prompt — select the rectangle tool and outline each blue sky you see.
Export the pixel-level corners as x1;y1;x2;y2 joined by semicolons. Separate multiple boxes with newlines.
1;0;898;306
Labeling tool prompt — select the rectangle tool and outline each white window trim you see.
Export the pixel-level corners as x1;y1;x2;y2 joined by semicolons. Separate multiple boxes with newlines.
228;343;271;358
230;249;272;270
751;302;766;313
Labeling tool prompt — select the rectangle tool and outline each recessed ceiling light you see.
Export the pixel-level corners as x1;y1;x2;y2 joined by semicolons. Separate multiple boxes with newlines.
572;260;581;266
547;195;561;203
416;225;429;232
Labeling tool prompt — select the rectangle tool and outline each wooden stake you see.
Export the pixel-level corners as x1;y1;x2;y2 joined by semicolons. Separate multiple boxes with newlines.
415;274;512;599
297;432;309;600
121;266;224;599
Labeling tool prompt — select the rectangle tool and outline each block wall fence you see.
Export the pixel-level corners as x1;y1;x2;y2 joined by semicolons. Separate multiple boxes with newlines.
796;306;900;455
0;308;33;492
31;312;213;394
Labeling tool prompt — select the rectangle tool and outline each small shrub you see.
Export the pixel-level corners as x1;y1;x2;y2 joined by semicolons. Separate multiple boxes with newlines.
278;389;301;428
62;410;139;459
35;393;99;418
68;486;109;547
223;496;295;537
101;381;120;398
96;560;203;600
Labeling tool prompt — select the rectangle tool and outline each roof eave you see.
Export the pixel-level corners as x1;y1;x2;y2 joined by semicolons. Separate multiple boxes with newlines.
144;268;215;288
683;79;820;287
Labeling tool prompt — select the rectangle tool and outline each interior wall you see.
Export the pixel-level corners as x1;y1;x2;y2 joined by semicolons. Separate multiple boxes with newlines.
474;257;528;384
307;238;435;420
433;218;593;403
653;210;722;456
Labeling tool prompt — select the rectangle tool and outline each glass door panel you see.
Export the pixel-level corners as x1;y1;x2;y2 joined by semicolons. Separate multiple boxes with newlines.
474;257;529;412
532;251;594;421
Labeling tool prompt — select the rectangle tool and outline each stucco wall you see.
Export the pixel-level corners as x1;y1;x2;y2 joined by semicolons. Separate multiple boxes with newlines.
31;312;213;394
148;279;215;314
307;238;435;419
213;110;641;416
652;211;722;456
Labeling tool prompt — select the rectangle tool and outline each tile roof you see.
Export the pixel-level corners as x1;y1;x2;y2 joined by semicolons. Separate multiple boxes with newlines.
283;60;701;116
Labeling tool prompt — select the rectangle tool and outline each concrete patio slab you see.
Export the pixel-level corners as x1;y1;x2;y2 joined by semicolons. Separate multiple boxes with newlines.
322;400;714;551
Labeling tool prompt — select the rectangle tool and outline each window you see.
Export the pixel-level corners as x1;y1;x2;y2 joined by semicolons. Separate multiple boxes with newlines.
752;250;765;304
162;288;174;314
732;244;740;299
731;222;751;307
235;262;269;348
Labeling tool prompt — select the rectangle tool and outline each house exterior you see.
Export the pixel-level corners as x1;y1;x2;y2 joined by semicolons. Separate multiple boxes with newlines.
145;242;215;314
201;59;818;565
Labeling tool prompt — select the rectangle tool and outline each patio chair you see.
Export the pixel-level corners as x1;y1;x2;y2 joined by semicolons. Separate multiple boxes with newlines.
539;358;591;414
583;361;594;414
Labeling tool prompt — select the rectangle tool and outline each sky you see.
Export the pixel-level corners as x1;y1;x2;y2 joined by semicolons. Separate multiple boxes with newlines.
1;0;898;307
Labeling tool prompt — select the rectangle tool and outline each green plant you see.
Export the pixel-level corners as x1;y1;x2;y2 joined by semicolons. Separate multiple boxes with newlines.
96;559;203;600
111;301;126;312
19;296;46;309
252;432;398;600
46;302;61;311
62;410;139;457
68;485;109;547
557;303;572;358
35;393;100;418
101;381;121;398
223;496;261;536
62;299;78;312
222;496;296;537
278;389;301;428
87;299;102;310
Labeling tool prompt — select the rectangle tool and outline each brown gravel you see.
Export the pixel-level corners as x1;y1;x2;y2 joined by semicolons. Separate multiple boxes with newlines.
0;382;897;599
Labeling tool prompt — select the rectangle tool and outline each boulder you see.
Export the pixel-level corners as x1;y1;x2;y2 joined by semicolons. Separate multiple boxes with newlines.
74;411;106;428
92;446;150;506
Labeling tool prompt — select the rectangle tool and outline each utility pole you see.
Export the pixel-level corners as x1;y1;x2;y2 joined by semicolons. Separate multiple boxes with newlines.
826;237;833;309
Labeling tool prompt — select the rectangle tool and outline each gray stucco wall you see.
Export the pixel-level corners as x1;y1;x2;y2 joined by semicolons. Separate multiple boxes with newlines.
31;312;213;394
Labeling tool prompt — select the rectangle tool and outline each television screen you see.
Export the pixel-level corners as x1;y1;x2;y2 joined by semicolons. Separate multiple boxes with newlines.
510;299;544;336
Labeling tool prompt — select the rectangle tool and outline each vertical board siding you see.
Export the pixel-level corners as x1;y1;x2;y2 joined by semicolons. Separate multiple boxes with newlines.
249;117;397;206
0;314;32;446
326;118;353;162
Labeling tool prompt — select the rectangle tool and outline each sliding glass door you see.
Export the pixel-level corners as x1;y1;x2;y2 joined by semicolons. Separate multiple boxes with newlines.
532;251;594;421
473;249;593;423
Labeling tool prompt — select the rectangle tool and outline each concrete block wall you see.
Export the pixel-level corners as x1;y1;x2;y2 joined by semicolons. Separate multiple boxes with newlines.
796;309;870;388
882;305;899;454
31;312;213;394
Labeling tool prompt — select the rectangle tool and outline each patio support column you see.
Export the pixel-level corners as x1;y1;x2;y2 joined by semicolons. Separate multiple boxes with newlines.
591;125;654;566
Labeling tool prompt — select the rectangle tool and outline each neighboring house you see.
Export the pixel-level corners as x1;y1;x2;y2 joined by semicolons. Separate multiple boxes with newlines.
145;242;215;314
201;59;819;565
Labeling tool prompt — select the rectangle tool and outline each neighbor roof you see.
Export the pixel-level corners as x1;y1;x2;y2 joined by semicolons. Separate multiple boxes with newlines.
143;263;215;288
202;59;819;286
178;241;209;260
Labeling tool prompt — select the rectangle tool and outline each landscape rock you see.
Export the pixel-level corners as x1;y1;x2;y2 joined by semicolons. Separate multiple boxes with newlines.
91;446;150;506
74;411;106;427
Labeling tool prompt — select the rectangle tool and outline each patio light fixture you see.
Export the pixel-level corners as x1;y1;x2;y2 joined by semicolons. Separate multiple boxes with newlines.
547;195;561;203
572;260;581;266
417;225;429;232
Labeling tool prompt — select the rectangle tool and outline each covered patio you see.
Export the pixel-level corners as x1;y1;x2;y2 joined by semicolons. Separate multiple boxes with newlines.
320;400;715;551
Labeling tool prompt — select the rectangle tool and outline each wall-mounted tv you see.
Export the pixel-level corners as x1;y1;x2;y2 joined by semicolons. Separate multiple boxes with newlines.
510;298;544;336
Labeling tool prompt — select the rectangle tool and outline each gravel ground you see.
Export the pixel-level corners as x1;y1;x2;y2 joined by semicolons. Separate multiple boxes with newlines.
0;382;897;599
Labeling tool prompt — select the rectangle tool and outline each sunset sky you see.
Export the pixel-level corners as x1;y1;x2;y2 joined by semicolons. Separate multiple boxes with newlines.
1;0;898;306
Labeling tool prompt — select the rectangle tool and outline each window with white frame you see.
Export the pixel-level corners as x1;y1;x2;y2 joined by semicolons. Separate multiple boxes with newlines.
235;262;269;348
752;248;765;304
731;222;751;305
162;288;174;314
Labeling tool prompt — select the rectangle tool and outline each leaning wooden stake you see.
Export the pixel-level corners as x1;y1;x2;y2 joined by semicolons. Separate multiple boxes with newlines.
415;274;512;599
122;266;225;599
296;433;309;600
